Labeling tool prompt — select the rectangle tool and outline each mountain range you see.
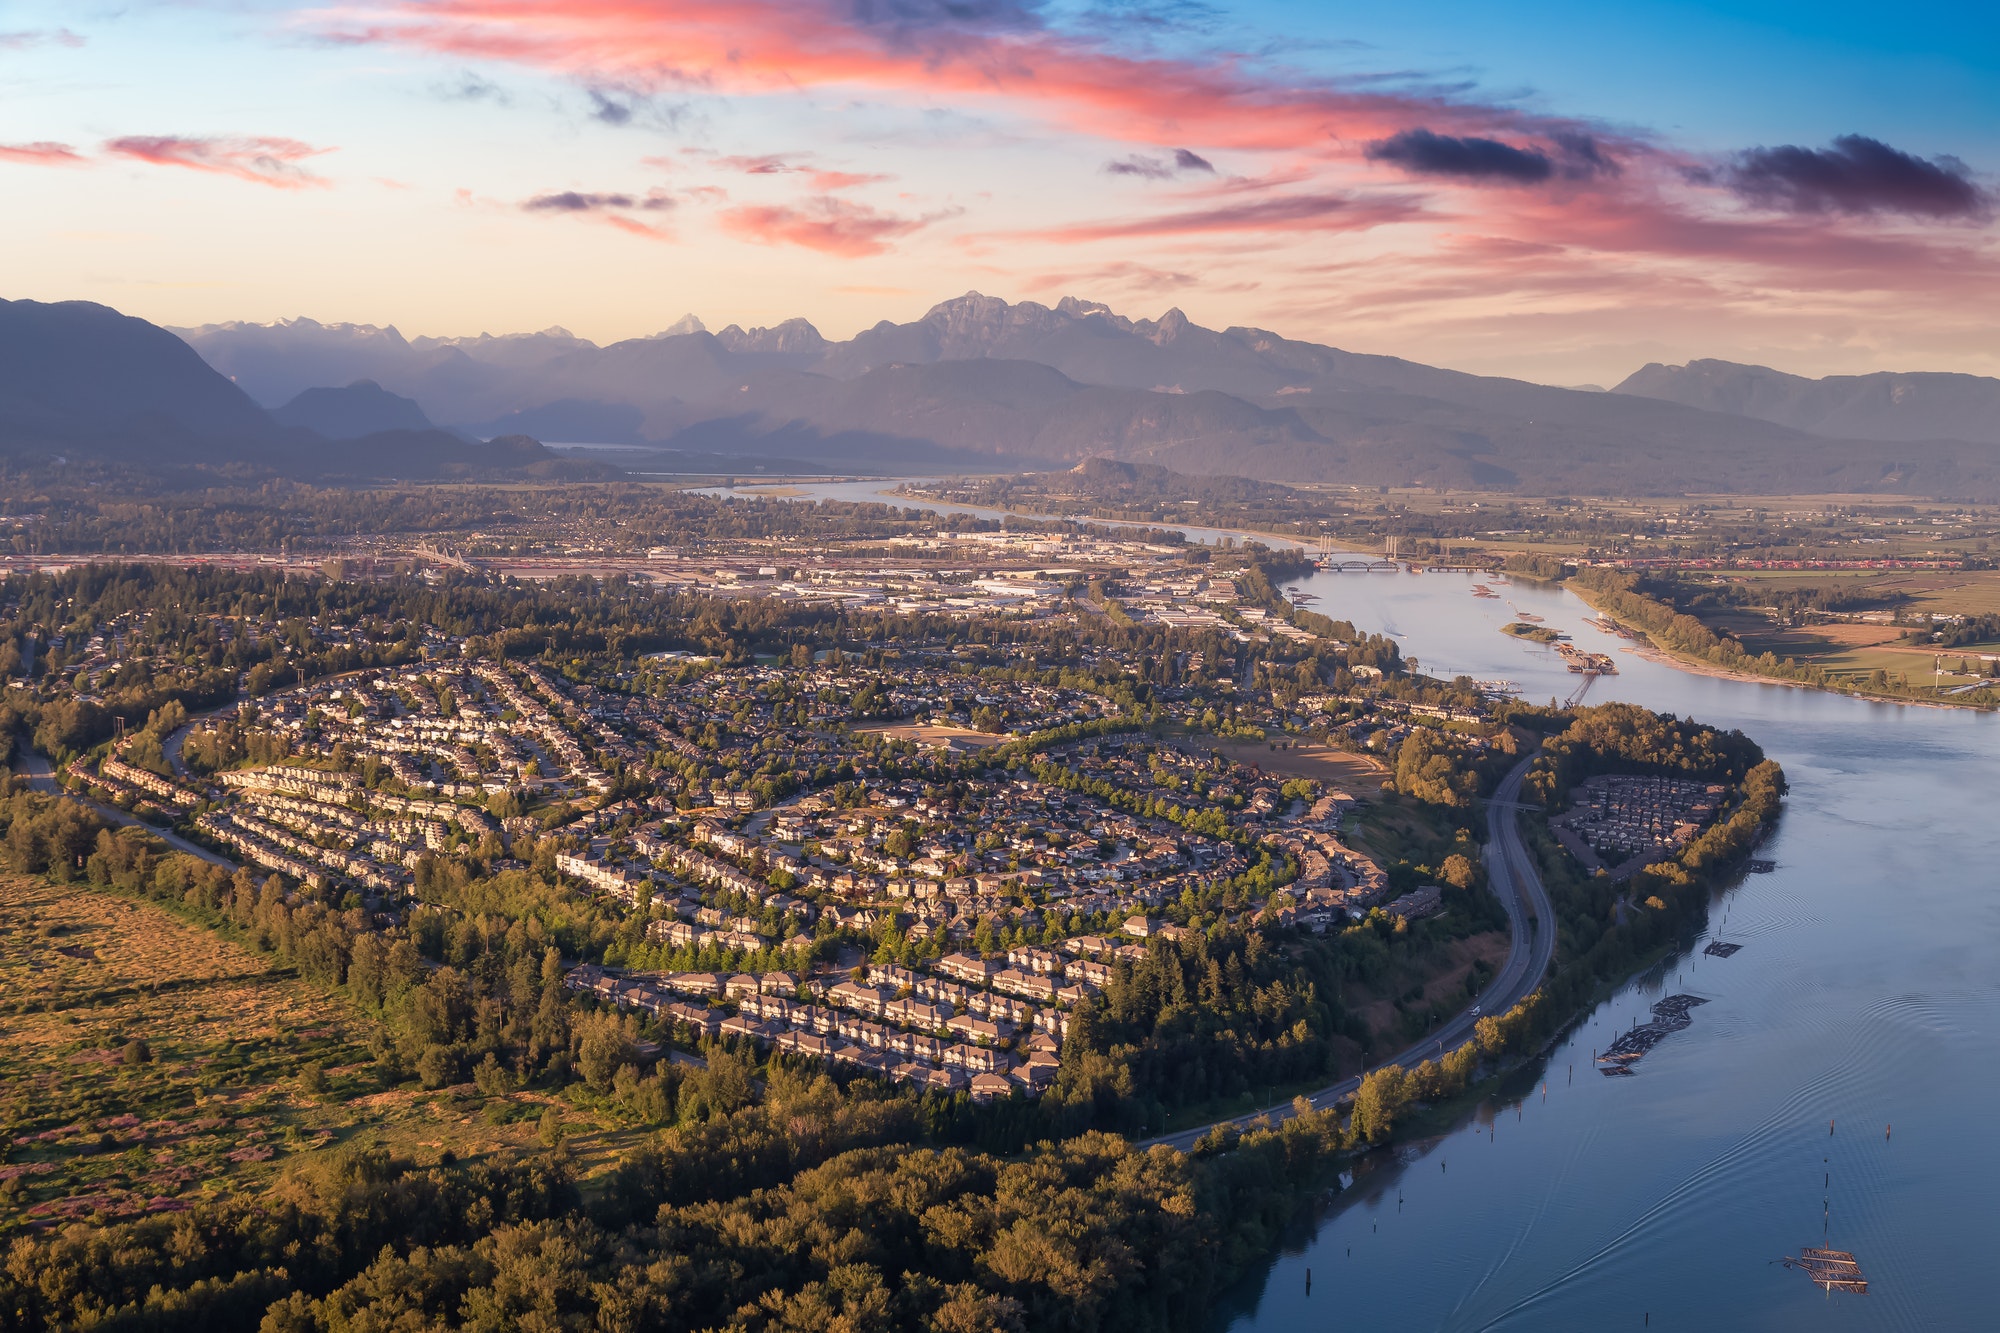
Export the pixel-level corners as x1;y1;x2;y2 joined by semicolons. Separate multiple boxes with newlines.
0;298;609;482
174;294;2000;496
1614;360;2000;445
5;291;1998;496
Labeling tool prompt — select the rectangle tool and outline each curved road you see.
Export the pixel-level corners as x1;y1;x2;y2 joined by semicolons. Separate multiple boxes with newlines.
14;741;235;870
1141;752;1554;1151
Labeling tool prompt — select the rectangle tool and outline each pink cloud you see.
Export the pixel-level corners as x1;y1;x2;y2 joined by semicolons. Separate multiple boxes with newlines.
1021;261;1203;293
1009;191;1425;243
0;28;84;50
702;153;893;192
314;0;1607;157
103;135;333;189
314;0;2000;311
0;141;86;167
718;196;934;256
712;153;798;175
602;213;673;240
807;169;893;191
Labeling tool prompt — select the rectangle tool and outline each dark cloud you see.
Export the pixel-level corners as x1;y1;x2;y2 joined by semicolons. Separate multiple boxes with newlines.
576;86;686;132
1105;148;1216;179
435;72;510;104
587;89;634;125
847;0;1046;32
1366;128;1551;183
1715;134;1991;220
1549;131;1617;179
522;191;674;212
1365;127;1616;185
1105;155;1172;179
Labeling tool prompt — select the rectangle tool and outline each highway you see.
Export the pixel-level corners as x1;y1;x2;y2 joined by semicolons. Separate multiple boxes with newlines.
1140;752;1554;1152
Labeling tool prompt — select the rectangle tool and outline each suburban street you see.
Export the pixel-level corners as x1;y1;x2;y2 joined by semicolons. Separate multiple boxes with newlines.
13;741;236;869
1142;752;1554;1151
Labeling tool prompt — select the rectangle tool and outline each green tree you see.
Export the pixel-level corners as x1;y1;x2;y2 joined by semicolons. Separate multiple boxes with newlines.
1351;1065;1412;1143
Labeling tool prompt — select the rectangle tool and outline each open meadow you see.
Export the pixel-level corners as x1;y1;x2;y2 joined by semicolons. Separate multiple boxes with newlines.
0;878;644;1233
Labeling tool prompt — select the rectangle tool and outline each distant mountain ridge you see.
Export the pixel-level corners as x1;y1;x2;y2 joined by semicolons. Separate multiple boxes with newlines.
272;380;434;440
0;298;609;481
1613;359;2000;445
173;293;2000;496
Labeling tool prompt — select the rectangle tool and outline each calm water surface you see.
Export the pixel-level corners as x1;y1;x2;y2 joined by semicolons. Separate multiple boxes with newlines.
687;477;1991;1328
682;477;1314;551
1220;568;2000;1332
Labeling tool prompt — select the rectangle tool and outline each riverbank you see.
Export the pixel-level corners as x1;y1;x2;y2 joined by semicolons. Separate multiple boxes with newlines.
1225;554;2000;1329
1565;577;1991;711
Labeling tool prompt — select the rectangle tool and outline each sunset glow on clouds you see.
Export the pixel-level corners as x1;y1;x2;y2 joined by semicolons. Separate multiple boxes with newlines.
103;136;335;188
1;0;1996;382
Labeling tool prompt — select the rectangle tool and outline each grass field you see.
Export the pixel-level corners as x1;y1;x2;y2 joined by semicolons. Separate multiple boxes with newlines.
1717;566;2000;619
1679;570;2000;687
0;879;649;1233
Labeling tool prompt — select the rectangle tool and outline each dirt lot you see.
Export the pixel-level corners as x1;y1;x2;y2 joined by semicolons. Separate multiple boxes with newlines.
863;723;1012;751
1183;738;1389;789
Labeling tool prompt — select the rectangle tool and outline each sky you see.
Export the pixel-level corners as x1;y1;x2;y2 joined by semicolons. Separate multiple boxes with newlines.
3;0;1998;385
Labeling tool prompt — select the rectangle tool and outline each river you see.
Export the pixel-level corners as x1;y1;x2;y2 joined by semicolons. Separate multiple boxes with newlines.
674;476;1315;552
682;477;1992;1328
1218;566;1999;1332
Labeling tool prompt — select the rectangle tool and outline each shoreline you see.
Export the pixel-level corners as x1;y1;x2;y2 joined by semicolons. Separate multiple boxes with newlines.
1565;582;1987;712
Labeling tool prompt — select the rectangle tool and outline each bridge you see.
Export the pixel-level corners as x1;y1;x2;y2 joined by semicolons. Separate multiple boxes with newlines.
1315;557;1403;572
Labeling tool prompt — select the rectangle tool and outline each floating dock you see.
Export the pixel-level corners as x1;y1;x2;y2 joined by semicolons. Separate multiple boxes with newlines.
1596;994;1707;1072
1555;642;1619;674
1782;1247;1868;1294
1587;614;1641;640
